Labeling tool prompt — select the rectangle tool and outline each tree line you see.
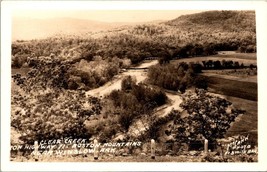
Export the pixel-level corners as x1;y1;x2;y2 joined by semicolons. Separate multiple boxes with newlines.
200;59;256;70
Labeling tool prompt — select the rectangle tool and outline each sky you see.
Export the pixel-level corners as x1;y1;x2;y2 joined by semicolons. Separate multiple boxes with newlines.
13;10;204;23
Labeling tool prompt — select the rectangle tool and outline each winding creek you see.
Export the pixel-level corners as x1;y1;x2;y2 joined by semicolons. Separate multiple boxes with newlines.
85;60;183;137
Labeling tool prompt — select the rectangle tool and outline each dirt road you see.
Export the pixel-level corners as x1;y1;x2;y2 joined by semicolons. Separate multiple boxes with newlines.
159;93;182;117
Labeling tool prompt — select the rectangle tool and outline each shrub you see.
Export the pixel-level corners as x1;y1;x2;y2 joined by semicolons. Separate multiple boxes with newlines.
118;110;135;132
194;75;208;90
121;75;136;91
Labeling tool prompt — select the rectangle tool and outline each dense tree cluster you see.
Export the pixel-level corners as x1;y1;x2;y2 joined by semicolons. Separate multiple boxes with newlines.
11;57;104;144
108;76;167;131
13;58;72;91
148;62;204;92
12;33;255;69
13;55;129;91
70;57;129;90
11;86;102;144
168;89;245;149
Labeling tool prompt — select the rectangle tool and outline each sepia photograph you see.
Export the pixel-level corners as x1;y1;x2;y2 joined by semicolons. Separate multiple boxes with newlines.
1;0;267;171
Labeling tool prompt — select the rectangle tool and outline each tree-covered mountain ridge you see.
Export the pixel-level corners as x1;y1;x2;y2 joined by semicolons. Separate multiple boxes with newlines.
127;10;256;52
165;10;255;33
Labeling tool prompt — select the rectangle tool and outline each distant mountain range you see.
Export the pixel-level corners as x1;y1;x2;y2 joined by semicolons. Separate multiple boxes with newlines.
12;17;162;41
12;10;255;41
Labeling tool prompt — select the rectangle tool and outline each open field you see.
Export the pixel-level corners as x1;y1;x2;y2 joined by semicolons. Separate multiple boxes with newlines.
216;52;256;60
224;96;257;145
204;75;257;101
202;69;257;83
202;72;257;83
171;52;256;66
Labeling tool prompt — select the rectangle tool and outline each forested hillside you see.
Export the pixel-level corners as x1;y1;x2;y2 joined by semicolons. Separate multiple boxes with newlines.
166;10;255;32
12;10;256;68
163;10;256;53
12;10;256;95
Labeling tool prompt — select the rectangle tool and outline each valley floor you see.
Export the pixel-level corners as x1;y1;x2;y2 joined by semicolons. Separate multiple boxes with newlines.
10;54;258;162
